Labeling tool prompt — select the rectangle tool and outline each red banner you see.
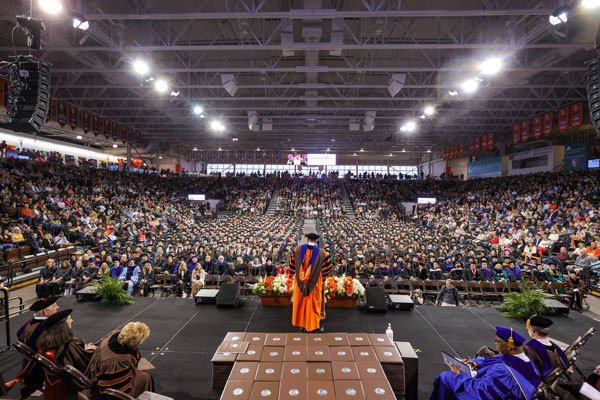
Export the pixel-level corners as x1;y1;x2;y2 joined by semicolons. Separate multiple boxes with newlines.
520;121;529;142
68;104;78;130
103;118;111;139
570;101;583;129
480;134;487;152
459;144;464;157
558;106;569;133
57;101;67;127
474;137;480;153
81;110;91;133
487;132;494;150
543;112;553;136
469;139;474;154
513;123;520;144
532;116;542;139
92;114;100;136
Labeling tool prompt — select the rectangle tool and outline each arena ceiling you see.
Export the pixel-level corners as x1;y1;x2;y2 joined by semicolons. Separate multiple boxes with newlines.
0;0;598;161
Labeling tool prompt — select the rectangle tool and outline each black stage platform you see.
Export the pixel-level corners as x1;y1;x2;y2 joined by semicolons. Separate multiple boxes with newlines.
1;297;599;400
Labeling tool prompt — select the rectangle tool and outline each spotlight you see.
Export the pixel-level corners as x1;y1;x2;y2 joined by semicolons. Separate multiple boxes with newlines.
170;90;180;97
232;137;239;141
402;149;406;152
193;147;198;151
353;153;357;156
389;153;393;156
427;149;432;153
461;79;479;94
582;0;600;9
400;121;417;132
448;90;459;96
423;105;435;116
72;14;89;31
256;147;260;151
154;79;168;93
479;57;503;75
549;7;569;25
326;148;330;152
218;147;223;151
210;119;226;132
38;0;62;14
291;147;296;152
360;148;365;152
76;135;82;139
193;105;204;115
112;144;118;148
419;114;426;119
331;139;335;142
133;60;149;75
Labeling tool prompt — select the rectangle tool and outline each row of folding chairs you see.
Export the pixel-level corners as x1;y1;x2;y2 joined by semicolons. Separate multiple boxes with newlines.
12;340;134;400
1;246;77;279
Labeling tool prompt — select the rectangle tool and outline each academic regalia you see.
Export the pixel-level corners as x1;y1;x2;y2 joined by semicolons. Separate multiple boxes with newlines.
430;354;540;400
289;242;331;332
86;331;154;397
16;318;47;398
525;339;569;378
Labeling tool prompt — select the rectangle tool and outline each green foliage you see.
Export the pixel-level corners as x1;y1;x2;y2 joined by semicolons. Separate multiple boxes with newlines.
497;286;550;320
91;277;134;305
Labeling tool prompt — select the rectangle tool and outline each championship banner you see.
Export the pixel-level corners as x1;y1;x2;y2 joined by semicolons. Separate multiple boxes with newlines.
57;101;67;127
558;106;569;133
474;137;480;153
532;116;542;139
543;112;553;136
487;132;494;150
111;121;118;141
459;144;465;157
520;121;529;142
120;125;128;143
81;110;91;133
513;123;520;144
482;134;489;152
469;139;474;154
103;118;111;139
68;104;78;130
92;114;100;136
570;102;583;129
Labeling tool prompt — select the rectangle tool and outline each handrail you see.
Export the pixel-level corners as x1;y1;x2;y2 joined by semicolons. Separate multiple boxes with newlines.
0;288;11;353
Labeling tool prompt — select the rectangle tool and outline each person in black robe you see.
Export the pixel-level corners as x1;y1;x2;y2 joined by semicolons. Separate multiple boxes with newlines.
37;309;96;400
86;322;154;398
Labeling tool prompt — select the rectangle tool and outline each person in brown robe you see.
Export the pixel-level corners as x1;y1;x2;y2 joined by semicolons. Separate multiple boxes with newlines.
85;321;154;398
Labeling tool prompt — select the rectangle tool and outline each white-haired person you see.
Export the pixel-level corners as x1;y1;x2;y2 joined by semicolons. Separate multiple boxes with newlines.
86;321;154;397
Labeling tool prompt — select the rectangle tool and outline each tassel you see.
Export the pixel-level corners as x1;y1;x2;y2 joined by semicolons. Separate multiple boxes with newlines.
508;328;515;349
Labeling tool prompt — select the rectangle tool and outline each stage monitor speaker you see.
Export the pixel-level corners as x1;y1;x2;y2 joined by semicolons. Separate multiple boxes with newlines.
365;286;387;313
588;58;600;135
216;283;241;308
6;56;50;132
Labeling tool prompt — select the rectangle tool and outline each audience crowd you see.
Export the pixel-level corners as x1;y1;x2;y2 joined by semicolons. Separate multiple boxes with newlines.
277;178;346;218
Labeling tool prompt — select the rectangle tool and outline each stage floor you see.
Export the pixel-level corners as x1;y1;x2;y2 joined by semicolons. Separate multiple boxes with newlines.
2;297;599;400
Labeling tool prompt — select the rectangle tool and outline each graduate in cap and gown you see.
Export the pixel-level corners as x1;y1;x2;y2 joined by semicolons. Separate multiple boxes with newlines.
10;297;60;398
86;321;155;397
430;326;541;400
289;233;332;333
523;315;569;378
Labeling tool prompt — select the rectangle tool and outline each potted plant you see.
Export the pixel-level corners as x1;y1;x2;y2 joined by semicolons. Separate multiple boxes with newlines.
252;274;294;307
91;277;135;305
324;275;366;308
497;285;551;320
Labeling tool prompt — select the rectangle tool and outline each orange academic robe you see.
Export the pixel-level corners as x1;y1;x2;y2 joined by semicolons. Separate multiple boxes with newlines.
289;247;331;332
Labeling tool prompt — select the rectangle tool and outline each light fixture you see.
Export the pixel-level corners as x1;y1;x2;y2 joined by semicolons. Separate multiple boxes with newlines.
291;147;296;152
461;79;479;94
158;156;163;159
218;147;223;151
389;153;393;156
402;149;406;152
419;114;426;119
360;148;364;152
154;79;168;93
38;0;63;14
76;135;82;140
549;7;568;25
170;90;180;97
145;77;154;82
400;121;417;132
353;153;357;156
193;147;198;151
331;139;335;142
132;60;150;75
193;105;203;115
256;147;260;151
72;14;89;31
210;119;226;132
448;90;459;96
582;0;600;9
427;149;432;153
232;137;239;141
326;148;330;152
423;105;435;116
479;57;503;75
112;144;118;148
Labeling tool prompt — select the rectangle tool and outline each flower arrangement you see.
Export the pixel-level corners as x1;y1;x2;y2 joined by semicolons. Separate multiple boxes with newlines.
252;274;294;296
324;274;366;299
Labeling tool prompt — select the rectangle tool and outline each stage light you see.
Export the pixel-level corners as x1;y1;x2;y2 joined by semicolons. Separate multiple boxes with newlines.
402;149;406;152
256;147;260;151
400;121;417;132
218;147;222;151
76;135;82;139
549;8;568;25
72;14;89;30
331;139;335;142
360;148;365;152
461;79;479;94
112;144;118;148
448;90;459;96
427;149;432;153
352;152;357;156
423;105;435;116
326;148;330;152
389;153;393;156
193;147;198;151
170;90;180;97
193;105;203;115
154;79;168;93
38;0;62;14
232;137;239;141
479;57;502;75
210;119;226;132
419;114;426;119
133;60;149;75
582;0;600;8
291;147;296;152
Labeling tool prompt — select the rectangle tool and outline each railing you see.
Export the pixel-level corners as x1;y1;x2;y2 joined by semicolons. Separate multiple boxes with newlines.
0;288;11;353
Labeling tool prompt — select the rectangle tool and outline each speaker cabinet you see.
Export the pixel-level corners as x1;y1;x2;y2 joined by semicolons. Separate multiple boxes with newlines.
216;282;241;308
365;286;387;313
588;58;600;134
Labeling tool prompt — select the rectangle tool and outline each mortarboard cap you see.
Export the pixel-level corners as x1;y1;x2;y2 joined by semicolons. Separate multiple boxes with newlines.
526;315;553;329
44;309;73;329
305;233;320;241
30;296;59;312
496;326;525;348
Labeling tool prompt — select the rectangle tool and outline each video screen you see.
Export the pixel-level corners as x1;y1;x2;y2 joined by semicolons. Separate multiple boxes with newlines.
287;153;307;166
417;197;437;204
588;159;600;169
188;194;206;201
307;153;337;166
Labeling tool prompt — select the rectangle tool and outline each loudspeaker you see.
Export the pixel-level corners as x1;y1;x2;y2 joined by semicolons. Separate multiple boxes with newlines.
365;287;387;313
6;56;50;132
588;58;600;134
216;283;241;308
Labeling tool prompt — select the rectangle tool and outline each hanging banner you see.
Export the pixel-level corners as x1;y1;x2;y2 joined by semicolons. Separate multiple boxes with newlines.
532;116;542;139
92;114;100;136
103;118;111;139
558;106;569;133
474;137;480;153
543;112;553;136
459;144;465;157
68;104;78;130
120;125;128;143
81;110;91;133
513;123;520;144
480;134;487;152
570;102;583;129
469;139;475;154
487;132;494;150
111;121;118;141
57;101;67;127
520;121;529;142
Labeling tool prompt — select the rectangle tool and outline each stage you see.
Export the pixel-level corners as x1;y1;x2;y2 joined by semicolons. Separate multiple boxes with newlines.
1;297;599;400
